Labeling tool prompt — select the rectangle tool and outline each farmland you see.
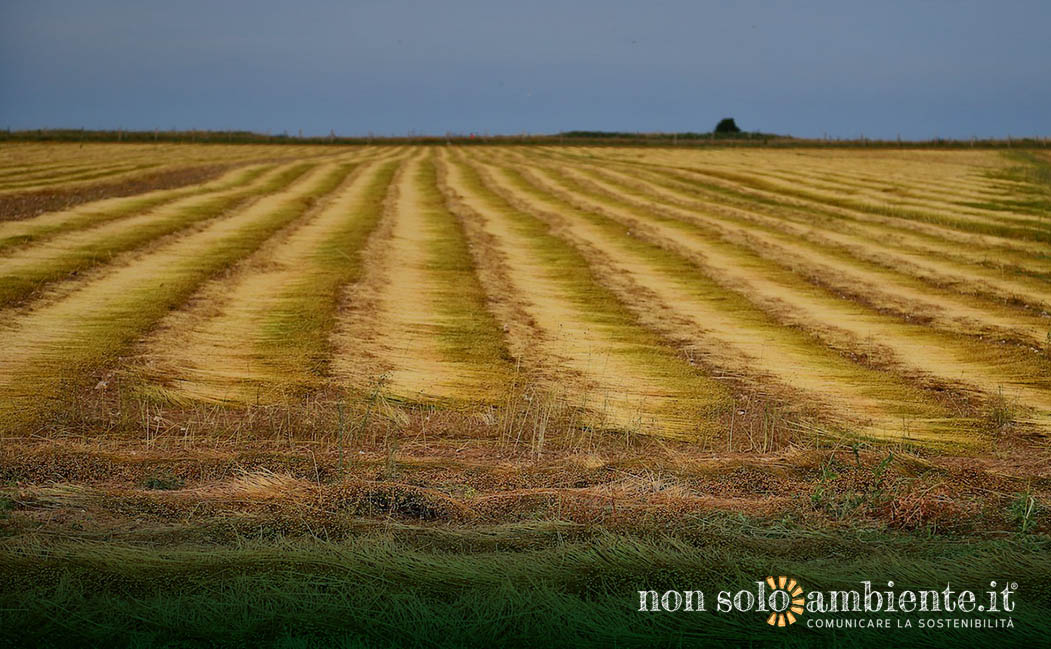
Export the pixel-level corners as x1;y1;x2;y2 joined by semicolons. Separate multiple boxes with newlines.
1;142;1050;647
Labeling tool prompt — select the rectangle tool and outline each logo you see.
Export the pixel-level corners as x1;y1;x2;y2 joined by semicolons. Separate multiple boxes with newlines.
763;575;805;626
638;578;1017;632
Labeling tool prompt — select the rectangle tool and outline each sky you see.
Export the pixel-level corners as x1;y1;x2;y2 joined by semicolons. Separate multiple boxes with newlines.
2;0;1049;139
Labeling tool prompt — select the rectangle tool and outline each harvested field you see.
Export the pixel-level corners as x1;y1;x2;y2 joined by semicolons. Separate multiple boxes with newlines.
1;143;1048;451
1;142;1049;647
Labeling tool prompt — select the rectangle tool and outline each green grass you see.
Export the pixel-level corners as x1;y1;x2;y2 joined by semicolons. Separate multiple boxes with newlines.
1;516;1048;648
1009;488;1041;534
142;472;185;491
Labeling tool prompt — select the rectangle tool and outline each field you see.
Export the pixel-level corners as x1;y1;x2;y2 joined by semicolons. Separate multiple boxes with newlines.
1;142;1050;647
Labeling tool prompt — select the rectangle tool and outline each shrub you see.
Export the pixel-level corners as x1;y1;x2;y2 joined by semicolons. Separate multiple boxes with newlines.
714;118;741;134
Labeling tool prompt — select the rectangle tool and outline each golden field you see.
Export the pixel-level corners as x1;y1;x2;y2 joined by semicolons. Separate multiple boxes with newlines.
0;142;1049;538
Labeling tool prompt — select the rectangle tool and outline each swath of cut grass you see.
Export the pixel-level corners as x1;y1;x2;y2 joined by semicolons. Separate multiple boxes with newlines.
615;155;1051;307
446;151;731;440
608;148;1051;243
333;152;514;406
134;155;405;405
473;151;960;446
0;163;273;251
0;162;315;308
550;145;1051;269
499;149;1051;443
0;159;359;434
541;156;1051;348
552;147;1051;280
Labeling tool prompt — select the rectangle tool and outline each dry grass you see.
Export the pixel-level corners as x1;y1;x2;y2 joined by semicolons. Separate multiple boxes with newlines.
0;143;1048;528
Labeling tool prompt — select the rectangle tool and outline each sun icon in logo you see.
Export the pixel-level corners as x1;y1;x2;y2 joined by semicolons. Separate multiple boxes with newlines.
764;576;805;627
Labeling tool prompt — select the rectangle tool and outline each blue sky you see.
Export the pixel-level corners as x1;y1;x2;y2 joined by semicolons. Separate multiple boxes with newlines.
2;1;1048;139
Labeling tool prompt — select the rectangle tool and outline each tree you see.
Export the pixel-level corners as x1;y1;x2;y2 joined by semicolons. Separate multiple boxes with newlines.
714;118;741;134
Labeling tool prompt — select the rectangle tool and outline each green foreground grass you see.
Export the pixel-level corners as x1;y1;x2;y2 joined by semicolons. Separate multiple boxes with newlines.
1;515;1048;648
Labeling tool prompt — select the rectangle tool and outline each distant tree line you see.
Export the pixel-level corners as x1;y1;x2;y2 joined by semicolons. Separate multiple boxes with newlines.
0;128;1045;149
